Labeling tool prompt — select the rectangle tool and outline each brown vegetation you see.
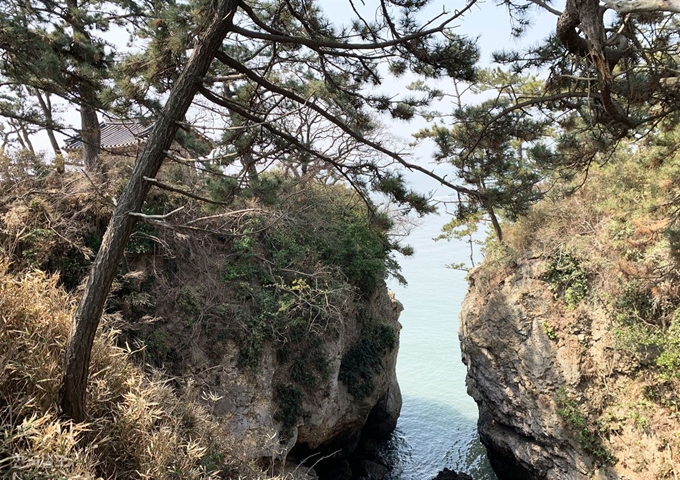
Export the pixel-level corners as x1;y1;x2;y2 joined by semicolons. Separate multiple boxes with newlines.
0;260;291;478
482;137;680;477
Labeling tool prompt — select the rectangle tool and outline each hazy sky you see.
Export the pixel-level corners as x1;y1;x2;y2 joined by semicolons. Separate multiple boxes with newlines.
29;0;562;196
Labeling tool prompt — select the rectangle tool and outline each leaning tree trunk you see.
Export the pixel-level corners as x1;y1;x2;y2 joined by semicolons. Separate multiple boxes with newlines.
33;89;62;158
59;0;238;422
487;206;503;243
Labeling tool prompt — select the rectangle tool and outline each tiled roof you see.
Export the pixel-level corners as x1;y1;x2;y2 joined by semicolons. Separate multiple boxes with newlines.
64;118;153;151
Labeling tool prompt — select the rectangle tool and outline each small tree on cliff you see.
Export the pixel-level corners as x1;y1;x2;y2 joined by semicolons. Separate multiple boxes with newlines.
58;0;485;421
414;70;552;242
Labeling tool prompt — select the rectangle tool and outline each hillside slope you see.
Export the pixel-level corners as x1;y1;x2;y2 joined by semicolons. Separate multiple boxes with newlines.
460;145;680;479
0;157;405;479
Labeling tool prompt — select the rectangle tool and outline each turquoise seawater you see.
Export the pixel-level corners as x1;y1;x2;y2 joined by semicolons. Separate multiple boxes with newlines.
384;210;497;480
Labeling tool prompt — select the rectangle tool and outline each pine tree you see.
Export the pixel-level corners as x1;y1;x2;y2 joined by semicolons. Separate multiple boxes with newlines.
0;0;147;170
415;70;552;241
58;0;485;421
496;0;680;140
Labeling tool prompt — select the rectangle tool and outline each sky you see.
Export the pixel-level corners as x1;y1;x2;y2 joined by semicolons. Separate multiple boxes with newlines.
26;0;561;196
315;0;561;194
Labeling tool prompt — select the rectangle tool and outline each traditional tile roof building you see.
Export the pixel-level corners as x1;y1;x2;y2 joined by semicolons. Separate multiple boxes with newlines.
64;117;212;158
64;118;153;155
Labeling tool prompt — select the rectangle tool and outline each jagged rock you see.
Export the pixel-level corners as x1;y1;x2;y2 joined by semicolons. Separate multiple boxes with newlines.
296;291;403;450
357;459;390;479
459;259;602;479
183;284;403;472
433;468;473;480
459;256;667;480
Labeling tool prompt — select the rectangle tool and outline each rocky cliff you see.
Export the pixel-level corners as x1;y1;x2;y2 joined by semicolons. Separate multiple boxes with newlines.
459;155;680;479
0;165;406;478
460;257;608;479
172;282;404;475
461;253;680;480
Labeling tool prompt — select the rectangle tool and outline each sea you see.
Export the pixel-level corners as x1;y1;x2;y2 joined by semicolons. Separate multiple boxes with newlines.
383;206;498;480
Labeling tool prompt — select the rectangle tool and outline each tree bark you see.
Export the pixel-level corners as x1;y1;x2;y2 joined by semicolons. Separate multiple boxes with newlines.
487;206;503;243
59;0;238;422
602;0;680;13
14;121;36;155
80;104;101;172
556;0;635;127
33;89;63;158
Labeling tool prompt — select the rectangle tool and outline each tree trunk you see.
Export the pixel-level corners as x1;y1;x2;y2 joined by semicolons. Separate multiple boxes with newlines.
15;121;35;155
603;0;680;13
80;104;101;171
34;89;62;158
59;0;238;422
64;0;102;172
488;206;503;243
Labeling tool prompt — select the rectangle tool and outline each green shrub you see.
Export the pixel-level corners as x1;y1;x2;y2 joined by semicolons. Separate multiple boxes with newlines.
614;280;660;326
126;222;157;254
656;312;680;379
555;389;615;465
290;346;330;389
545;251;589;307
274;384;303;438
612;281;680;375
541;320;557;340
339;318;396;399
220;181;395;372
144;329;173;363
236;288;279;369
176;286;202;315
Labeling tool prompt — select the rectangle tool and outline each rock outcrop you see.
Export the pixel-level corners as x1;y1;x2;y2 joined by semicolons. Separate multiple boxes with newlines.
188;285;403;463
295;289;403;451
433;467;473;480
153;277;403;478
459;258;591;479
460;253;680;480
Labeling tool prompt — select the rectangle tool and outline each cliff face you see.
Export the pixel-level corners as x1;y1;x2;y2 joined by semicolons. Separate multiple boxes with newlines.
460;255;680;480
460;258;601;479
459;156;680;480
295;288;403;450
182;283;403;463
118;259;403;479
111;183;406;475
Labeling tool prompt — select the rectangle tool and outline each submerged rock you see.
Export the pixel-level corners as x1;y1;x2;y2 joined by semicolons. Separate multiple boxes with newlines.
433;467;473;480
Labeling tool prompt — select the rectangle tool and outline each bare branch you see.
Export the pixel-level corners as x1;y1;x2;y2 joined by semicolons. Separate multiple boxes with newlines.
230;1;476;51
603;0;680;13
129;206;185;220
527;0;562;15
143;176;234;206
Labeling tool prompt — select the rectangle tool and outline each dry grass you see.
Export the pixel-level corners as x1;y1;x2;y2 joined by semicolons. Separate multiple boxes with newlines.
489;143;680;477
0;261;295;479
